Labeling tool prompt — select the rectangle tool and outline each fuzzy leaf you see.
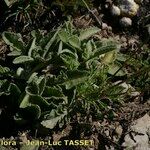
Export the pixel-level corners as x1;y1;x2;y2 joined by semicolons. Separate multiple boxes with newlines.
16;67;24;76
41;109;67;129
108;63;126;76
42;86;65;99
29;95;50;110
3;0;17;7
101;51;116;64
20;94;30;108
69;35;81;49
43;30;60;58
0;65;10;74
61;54;79;70
58;30;69;43
13;56;34;64
20;104;41;120
2;32;24;51
28;38;37;57
63;70;88;89
79;27;100;40
89;44;117;60
7;50;22;56
36;76;46;95
8;83;21;96
26;82;39;96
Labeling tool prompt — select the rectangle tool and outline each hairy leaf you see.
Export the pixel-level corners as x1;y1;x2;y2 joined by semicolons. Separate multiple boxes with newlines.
41;109;67;129
2;32;24;51
0;65;10;74
63;70;88;89
79;27;100;40
13;56;34;64
69;35;81;49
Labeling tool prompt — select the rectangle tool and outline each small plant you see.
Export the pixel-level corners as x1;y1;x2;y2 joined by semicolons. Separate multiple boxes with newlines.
4;0;48;31
123;45;150;100
52;0;93;14
0;21;123;130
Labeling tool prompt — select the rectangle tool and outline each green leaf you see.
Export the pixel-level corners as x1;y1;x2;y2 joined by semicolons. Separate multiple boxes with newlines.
26;82;39;96
101;51;116;64
79;27;100;40
3;0;18;7
82;40;93;60
7;50;22;56
2;32;24;51
61;54;79;70
29;95;50;110
89;43;117;60
20;104;41;120
43;29;60;58
13;56;34;64
58;30;69;43
16;67;24;76
28;38;37;57
36;76;46;95
85;40;93;58
31;30;43;43
42;86;65;99
63;70;88;89
68;35;81;49
41;109;67;129
20;94;30;108
0;80;10;96
108;63;126;76
0;65;10;74
58;41;63;54
8;83;21;96
27;73;38;84
59;49;77;58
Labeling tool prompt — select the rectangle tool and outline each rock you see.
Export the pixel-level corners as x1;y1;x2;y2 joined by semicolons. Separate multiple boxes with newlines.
111;5;121;16
115;125;123;137
120;17;132;27
122;114;150;149
119;0;139;17
102;23;108;30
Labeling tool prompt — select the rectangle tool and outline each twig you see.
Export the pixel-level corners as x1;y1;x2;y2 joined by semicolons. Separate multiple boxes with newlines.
81;0;102;28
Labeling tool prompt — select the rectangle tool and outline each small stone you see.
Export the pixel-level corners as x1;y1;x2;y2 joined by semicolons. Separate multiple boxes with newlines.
120;17;132;27
105;4;109;9
120;36;127;42
102;23;108;29
111;5;121;16
115;125;123;137
104;130;110;136
119;0;139;17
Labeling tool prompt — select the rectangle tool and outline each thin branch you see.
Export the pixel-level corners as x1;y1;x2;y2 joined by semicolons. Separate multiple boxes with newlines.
81;0;102;28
